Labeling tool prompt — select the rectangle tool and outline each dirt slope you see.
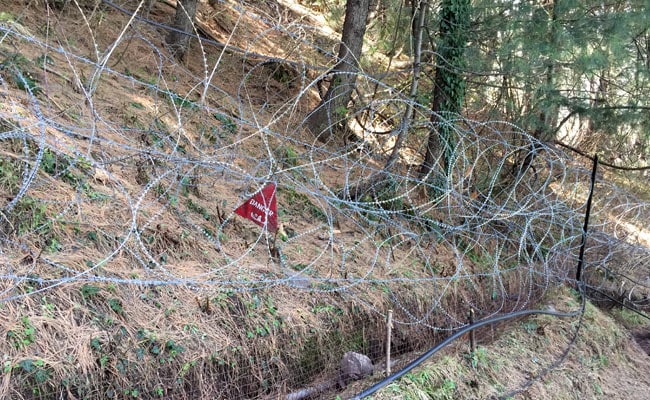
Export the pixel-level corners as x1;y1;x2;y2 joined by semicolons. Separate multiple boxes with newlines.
0;1;648;400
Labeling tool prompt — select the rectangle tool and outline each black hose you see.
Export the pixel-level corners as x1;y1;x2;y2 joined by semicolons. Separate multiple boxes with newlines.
354;155;599;399
585;285;650;321
352;304;583;399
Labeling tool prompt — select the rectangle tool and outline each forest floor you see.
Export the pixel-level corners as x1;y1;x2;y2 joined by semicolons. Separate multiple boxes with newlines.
0;1;648;399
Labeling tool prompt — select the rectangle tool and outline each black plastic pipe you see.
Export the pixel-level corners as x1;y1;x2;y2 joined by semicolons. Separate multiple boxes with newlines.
352;307;580;399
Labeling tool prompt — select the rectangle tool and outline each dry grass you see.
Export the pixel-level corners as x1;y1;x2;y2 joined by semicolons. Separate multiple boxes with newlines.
0;1;648;399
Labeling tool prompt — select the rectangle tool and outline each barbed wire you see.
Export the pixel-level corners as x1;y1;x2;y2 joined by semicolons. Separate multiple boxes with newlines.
0;1;648;398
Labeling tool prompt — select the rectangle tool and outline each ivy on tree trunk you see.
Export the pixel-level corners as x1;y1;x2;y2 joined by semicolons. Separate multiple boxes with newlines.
420;0;470;177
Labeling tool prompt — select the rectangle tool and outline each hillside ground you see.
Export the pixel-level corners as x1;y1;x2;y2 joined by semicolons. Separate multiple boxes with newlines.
0;1;648;399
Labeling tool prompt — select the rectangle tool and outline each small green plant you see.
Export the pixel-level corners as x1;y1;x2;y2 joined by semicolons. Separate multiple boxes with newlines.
40;149;82;186
12;196;50;236
124;67;157;85
41;296;55;317
45;237;62;253
182;323;199;335
168;91;198;110
465;346;488;370
522;320;538;334
276;145;300;168
108;298;125;316
75;155;93;171
0;140;20;191
178;360;197;378
213;113;237;134
0;53;40;94
335;105;348;117
0;11;16;22
35;54;54;68
436;378;457;400
178;176;193;197
80;284;101;301
279;187;327;222
594;382;604;395
90;337;102;352
611;307;648;328
591;354;609;368
145;131;166;149
18;358;47;375
154;386;164;397
7;316;36;349
186;199;210;220
165;339;185;360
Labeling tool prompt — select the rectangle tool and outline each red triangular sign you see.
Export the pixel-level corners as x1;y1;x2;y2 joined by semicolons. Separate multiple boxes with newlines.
234;183;278;232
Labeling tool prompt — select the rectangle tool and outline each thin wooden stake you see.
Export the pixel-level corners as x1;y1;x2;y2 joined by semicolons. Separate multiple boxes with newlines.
576;154;598;286
386;310;393;376
469;308;476;353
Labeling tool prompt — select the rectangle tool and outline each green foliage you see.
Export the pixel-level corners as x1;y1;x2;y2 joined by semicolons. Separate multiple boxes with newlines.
404;370;457;400
610;307;649;328
213;112;237;133
168;91;198;110
279;187;327;222
0;11;16;22
124;67;158;85
275;145;300;168
334;105;348;117
0;147;20;192
436;0;470;114
186;198;210;220
80;284;101;301
0;53;40;94
108;298;125;316
7;316;36;349
466;0;649;151
10;196;50;235
35;54;54;68
40;148;90;187
467;346;488;370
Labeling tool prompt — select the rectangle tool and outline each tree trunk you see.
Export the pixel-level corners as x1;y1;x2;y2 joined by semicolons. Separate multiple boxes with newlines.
385;0;428;170
166;0;198;60
419;0;470;178
306;0;371;143
515;0;559;177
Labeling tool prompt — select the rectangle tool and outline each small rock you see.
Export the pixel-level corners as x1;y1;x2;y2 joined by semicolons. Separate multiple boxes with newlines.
338;351;374;388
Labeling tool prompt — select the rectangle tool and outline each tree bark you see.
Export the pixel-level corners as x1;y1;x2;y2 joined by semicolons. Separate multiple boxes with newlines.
419;0;470;178
305;0;371;143
385;0;428;170
166;0;198;60
515;0;559;177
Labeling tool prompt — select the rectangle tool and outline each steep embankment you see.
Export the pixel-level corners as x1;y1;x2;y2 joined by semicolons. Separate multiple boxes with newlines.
0;1;648;400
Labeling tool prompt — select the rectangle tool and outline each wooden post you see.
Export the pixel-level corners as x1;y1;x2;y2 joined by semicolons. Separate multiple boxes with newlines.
576;154;598;286
469;308;476;353
386;310;393;376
